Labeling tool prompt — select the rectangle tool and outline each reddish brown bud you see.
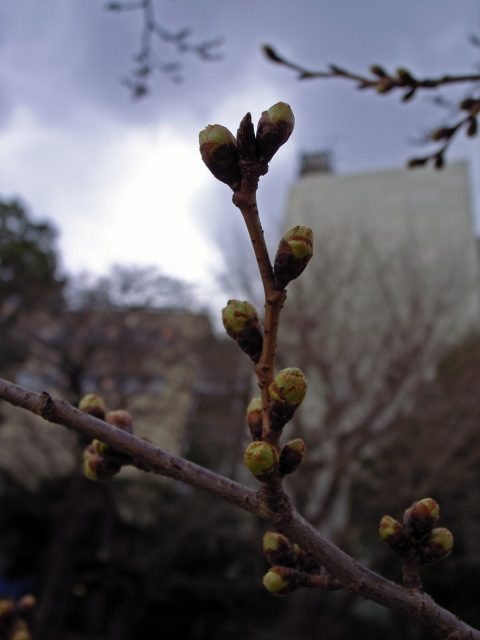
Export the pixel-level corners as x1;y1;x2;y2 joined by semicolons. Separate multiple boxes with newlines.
78;393;106;420
403;498;440;543
279;439;306;476
256;102;295;164
105;410;133;434
246;397;263;440
293;544;322;574
199;124;241;190
236;112;257;162
467;116;478;137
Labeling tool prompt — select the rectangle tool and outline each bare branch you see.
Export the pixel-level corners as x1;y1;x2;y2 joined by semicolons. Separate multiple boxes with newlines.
1;378;479;639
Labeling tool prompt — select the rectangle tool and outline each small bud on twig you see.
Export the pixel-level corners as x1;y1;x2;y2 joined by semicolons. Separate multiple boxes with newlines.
263;566;302;596
237;112;257;162
263;532;296;567
78;393;106;420
403;498;440;543
83;446;121;482
199;124;242;191
246;397;263;440
268;368;307;432
370;64;387;77
417;528;453;565
256;102;295;164
105;410;134;434
379;515;412;557
222;300;263;362
273;226;314;290
279;439;306;476
244;441;278;481
293;544;322;574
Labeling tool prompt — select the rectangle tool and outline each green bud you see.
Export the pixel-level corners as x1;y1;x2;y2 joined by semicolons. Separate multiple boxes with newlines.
379;515;402;541
269;368;307;405
92;439;108;456
106;410;133;434
199;124;241;190
256;102;295;164
379;516;411;557
244;441;278;480
279;439;306;476
263;566;304;596
78;393;106;420
222;300;263;363
273;226;314;290
83;447;120;482
263;567;290;596
246;397;263;440
418;528;453;564
263;532;296;567
403;498;440;543
268;368;307;432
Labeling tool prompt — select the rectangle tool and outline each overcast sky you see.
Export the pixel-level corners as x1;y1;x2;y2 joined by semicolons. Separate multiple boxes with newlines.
1;0;480;293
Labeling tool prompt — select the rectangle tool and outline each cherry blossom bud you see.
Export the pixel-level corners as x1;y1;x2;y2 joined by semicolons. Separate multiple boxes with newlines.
256;102;295;164
279;439;306;476
199;124;241;190
244;441;278;481
269;368;307;432
105;410;133;434
403;498;439;543
222;300;263;363
246;397;263;440
418;528;453;564
273;226;314;290
78;394;106;420
263;532;296;567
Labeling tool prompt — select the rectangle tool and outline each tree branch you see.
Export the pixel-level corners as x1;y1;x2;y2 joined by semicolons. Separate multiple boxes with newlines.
1;378;479;640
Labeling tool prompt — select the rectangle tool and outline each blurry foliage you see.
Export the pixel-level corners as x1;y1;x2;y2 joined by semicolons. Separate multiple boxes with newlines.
0;200;64;372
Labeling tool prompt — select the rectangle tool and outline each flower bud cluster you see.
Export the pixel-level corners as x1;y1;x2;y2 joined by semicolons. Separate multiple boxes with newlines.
262;532;327;597
79;394;136;482
199;102;295;191
380;498;453;566
0;595;36;640
222;300;263;363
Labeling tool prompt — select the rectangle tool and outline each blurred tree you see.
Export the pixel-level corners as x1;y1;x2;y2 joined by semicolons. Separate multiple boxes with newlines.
0;199;64;374
105;0;223;98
